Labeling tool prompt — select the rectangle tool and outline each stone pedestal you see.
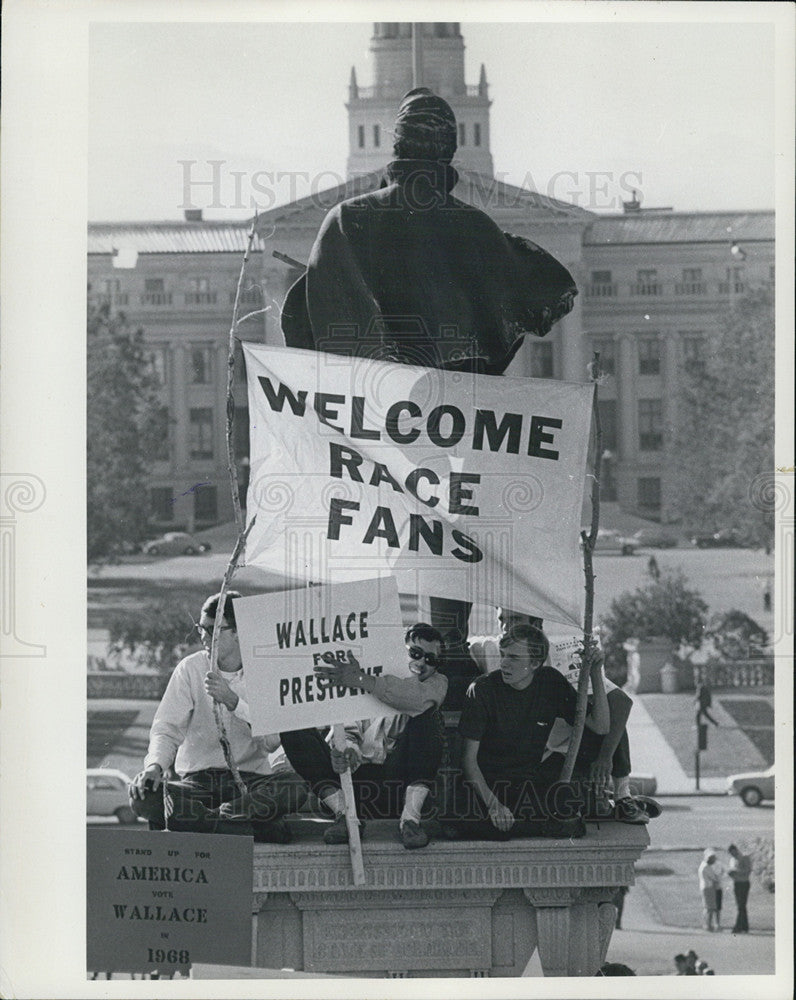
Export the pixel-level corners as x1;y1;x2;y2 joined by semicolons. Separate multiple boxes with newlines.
250;820;648;978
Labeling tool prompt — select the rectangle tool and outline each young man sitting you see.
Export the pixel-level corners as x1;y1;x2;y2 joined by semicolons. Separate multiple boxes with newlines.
457;622;609;839
128;591;308;841
280;623;448;849
470;608;653;824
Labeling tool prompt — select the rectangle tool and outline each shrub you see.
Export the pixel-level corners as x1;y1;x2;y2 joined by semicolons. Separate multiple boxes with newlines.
600;567;708;680
741;836;775;893
707;610;769;661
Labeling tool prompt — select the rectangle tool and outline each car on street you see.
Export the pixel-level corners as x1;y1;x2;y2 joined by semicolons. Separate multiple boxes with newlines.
726;764;775;806
633;527;679;549
142;531;211;556
87;768;138;823
582;528;639;556
691;528;742;548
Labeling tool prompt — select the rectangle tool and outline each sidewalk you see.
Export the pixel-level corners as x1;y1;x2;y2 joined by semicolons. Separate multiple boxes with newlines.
606;860;776;976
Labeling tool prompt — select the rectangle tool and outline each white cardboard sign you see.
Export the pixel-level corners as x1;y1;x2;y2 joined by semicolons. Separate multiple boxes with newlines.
234;577;405;735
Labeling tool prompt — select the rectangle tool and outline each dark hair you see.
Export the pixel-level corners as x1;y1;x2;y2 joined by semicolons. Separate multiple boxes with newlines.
597;962;636;976
674;954;687;963
201;590;242;630
404;622;445;650
498;623;549;665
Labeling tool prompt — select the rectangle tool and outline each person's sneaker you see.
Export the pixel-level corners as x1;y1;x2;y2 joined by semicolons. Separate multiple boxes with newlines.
539;815;587;839
323;814;365;845
400;820;429;850
253;818;292;844
615;797;650;824
633;794;662;819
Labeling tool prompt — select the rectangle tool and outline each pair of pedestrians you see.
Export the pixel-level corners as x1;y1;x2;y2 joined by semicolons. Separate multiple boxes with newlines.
698;845;751;933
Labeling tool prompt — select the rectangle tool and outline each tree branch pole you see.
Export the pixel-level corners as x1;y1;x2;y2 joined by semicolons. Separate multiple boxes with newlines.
225;212;261;538
560;353;604;783
207;517;257;797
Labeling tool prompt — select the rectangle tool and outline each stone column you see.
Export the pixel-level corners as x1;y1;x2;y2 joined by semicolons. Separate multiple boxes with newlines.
617;335;637;502
661;333;679;520
172;343;188;471
558;290;585;382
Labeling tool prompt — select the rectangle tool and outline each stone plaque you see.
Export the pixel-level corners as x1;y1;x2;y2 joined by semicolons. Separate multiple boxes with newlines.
303;905;491;972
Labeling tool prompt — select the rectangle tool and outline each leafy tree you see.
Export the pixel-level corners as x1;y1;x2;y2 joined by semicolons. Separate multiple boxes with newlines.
87;295;160;561
670;287;775;551
600;567;708;680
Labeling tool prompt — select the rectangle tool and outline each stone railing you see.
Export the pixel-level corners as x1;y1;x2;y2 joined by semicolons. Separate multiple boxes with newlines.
87;671;168;700
250;820;648;978
692;659;775;689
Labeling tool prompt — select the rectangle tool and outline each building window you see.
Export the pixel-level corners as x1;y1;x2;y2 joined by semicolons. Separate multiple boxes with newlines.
194;485;218;523
638;477;662;511
147;346;168;387
142;277;171;306
150;405;171;461
473;123;481;147
591;337;616;375
587;271;616;298
682;334;706;368
638;338;661;375
458;122;466;146
529;342;554;378
149;487;174;523
373;124;380;148
632;269;660;296
190;345;215;384
597;399;617;452
357;125;365;149
676;268;705;295
189;408;214;460
185;277;216;305
638;399;664;451
719;266;745;294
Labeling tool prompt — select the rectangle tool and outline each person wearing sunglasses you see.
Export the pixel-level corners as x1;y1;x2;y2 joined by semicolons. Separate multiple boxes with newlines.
128;591;307;841
279;623;447;849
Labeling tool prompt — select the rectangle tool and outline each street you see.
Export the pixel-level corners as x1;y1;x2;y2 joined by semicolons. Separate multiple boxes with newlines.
648;794;774;850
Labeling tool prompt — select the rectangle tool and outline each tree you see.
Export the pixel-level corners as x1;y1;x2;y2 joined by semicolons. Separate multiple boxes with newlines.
87;295;160;561
600;567;708;681
108;603;196;673
670;287;775;551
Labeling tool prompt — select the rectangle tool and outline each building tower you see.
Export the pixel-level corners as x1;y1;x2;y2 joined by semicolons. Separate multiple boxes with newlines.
346;23;494;178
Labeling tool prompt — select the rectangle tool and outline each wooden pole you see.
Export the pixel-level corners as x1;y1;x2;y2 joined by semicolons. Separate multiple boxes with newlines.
560;353;603;783
331;724;366;886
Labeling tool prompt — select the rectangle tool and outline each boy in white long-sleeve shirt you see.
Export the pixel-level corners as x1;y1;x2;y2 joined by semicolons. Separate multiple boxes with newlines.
280;623;448;849
129;591;307;841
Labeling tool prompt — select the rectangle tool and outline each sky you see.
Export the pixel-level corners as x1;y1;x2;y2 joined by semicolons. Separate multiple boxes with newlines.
89;18;778;221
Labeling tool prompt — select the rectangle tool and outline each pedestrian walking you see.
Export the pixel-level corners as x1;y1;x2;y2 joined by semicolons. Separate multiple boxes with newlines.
647;554;660;579
728;843;752;933
698;849;722;931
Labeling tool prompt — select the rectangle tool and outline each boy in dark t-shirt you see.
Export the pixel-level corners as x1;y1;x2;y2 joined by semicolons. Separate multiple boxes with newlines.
458;623;609;839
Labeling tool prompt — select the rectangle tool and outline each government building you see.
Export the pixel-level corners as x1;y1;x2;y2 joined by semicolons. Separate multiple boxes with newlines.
87;23;774;532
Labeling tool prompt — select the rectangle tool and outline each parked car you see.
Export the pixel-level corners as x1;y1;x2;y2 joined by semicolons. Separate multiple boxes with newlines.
726;765;775;806
691;528;741;549
142;531;211;556
582;528;639;556
633;527;679;549
87;768;138;823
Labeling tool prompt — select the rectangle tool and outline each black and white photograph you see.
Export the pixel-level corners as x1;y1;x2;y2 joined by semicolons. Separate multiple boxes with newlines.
1;3;793;996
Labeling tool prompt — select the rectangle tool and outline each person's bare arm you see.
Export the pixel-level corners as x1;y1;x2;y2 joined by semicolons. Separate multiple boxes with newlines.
589;688;632;790
584;656;610;735
462;738;514;832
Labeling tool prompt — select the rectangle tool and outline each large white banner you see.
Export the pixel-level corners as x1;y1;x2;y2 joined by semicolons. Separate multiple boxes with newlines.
243;344;594;629
233;578;405;735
